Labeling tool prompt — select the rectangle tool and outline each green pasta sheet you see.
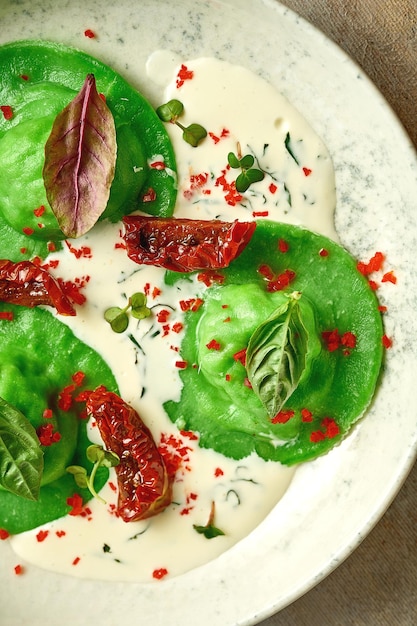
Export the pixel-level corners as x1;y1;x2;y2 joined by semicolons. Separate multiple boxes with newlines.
0;304;118;534
164;221;384;465
0;39;177;254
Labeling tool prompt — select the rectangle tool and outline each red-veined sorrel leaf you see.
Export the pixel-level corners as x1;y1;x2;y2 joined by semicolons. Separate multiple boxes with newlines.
43;74;116;238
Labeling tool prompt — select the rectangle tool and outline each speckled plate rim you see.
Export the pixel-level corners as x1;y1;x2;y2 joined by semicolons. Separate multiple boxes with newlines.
1;1;417;625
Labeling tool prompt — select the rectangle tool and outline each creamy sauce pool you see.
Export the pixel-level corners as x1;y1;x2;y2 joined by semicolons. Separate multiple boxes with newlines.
10;56;336;582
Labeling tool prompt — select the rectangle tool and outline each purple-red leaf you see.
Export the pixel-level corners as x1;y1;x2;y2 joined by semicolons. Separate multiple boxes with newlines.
43;74;117;238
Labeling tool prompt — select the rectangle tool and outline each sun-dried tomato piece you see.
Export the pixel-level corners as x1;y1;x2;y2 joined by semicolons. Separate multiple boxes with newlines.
122;216;256;272
86;388;172;522
0;259;75;315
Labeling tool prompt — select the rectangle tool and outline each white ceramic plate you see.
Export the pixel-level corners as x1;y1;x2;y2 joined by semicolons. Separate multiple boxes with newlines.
1;1;417;624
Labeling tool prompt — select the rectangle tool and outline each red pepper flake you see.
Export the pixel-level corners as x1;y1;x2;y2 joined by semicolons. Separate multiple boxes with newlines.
0;105;13;120
0;311;13;321
20;74;29;81
65;240;93;259
278;239;289;253
42;408;53;419
72;556;81;566
382;334;392;348
322;417;340;439
152;286;161;299
0;528;10;540
152;567;168;580
233;348;247;366
109;481;117;492
84;29;95;38
269;182;278;194
322;329;356;354
176;63;194;88
158;432;194;478
341;331;357;349
214;467;224;477
150;160;166;170
47;241;56;252
179;297;204;312
58;276;89;305
23;227;34;236
302;167;312;177
37;423;61;446
180;430;199;441
142;187;157;203
20;247;27;254
266;269;296;292
67;493;84;516
180;507;193;515
378;305;388;313
56;530;66;538
368;280;379;291
310;430;326;443
225;373;232;381
301;408;313;423
33;205;45;217
215;167;244;206
206;339;221;351
382;271;397;284
252;211;269;217
271;409;295;424
173;322;185;335
319;248;329;257
157;309;170;323
197;271;225;286
14;564;24;575
114;241;126;250
243;377;252;389
36;529;49;543
175;360;188;369
223;316;231;323
72;371;85;386
258;264;274;280
357;251;385;276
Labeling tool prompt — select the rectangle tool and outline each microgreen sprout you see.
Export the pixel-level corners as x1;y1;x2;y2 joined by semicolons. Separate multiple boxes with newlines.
228;143;264;193
66;444;120;504
156;99;207;147
193;501;225;539
104;292;151;333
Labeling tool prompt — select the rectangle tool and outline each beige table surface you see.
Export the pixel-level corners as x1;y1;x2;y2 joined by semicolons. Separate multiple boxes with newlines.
260;1;417;625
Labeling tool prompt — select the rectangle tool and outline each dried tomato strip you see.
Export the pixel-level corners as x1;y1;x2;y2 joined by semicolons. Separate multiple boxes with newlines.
0;260;75;315
123;216;256;272
86;388;172;522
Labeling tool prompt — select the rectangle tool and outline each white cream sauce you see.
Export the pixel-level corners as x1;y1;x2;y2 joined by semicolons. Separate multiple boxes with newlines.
10;56;337;582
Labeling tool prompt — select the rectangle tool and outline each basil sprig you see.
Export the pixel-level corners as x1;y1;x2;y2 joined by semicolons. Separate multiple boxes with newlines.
0;397;44;500
246;292;309;418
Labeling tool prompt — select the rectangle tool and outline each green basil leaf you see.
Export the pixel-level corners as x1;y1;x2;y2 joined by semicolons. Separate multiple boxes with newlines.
246;292;308;418
0;397;44;501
